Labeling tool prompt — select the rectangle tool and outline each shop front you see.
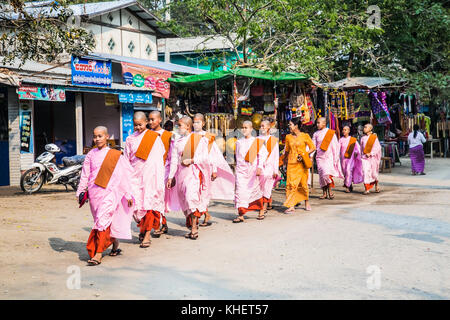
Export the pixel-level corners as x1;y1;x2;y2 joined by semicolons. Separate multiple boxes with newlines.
0;87;8;186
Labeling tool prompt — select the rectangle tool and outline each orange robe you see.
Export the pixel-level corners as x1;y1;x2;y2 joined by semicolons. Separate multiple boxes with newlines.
283;133;315;208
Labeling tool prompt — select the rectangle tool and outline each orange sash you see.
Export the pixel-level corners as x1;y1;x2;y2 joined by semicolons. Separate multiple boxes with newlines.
344;137;357;159
160;130;172;163
135;130;158;161
245;138;265;164
265;136;278;158
181;133;202;161
320;129;336;152
94;149;122;189
363;134;377;155
205;132;216;153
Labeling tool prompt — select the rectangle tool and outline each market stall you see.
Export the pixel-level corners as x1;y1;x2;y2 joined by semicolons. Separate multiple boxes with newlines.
167;68;312;161
313;77;445;164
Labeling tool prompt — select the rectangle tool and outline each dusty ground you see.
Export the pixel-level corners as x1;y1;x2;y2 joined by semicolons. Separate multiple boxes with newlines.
0;157;449;300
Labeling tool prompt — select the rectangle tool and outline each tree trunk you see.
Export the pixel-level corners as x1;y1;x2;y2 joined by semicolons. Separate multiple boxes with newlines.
346;52;354;78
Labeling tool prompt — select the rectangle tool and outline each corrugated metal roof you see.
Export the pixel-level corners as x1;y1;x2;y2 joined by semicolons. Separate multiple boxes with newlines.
87;53;209;75
3;1;175;37
0;59;71;76
319;77;395;89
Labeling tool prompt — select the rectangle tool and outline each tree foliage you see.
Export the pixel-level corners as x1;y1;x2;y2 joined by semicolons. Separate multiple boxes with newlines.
159;0;448;101
0;0;95;65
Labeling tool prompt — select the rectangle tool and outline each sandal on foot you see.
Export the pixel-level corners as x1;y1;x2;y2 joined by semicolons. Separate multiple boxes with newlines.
328;193;335;200
185;232;199;240
319;195;327;200
232;217;244;223
199;221;212;227
88;259;101;266
159;225;168;234
284;208;295;214
363;191;370;195
305;206;312;211
257;214;265;220
109;249;122;256
189;232;198;240
140;241;151;248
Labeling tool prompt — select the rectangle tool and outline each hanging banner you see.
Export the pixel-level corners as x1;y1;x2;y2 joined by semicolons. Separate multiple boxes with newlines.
121;62;171;99
118;91;153;104
71;56;112;87
122;103;134;143
19;102;33;154
17;86;66;102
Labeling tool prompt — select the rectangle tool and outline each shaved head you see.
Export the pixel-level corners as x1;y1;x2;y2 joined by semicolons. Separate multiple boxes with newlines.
363;123;373;135
179;116;193;127
243;120;253;128
149;110;162;119
134;111;147;121
193;113;205;122
316;117;327;130
94;126;108;135
317;117;326;124
261;119;271;127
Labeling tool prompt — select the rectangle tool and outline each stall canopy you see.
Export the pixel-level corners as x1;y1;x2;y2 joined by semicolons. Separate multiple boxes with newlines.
317;77;400;89
168;68;310;84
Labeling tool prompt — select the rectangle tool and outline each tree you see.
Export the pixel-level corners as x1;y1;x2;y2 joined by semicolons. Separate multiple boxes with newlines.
159;0;382;81
371;0;449;104
0;0;95;65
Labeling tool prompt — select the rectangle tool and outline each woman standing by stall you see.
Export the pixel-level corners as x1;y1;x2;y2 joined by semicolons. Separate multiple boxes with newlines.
283;117;316;213
408;124;427;175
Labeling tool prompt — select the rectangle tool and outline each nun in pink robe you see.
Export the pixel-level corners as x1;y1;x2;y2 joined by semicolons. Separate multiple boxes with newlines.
312;127;343;188
339;136;363;189
360;134;382;191
155;128;175;217
257;134;279;202
76;147;135;256
167;133;212;220
124;129;165;221
234;136;268;214
197;130;236;205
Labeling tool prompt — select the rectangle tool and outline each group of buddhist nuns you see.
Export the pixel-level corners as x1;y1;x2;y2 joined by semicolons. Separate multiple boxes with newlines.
77;113;381;266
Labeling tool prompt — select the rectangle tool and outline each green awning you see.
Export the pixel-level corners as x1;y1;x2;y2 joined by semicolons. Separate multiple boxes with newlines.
167;68;309;83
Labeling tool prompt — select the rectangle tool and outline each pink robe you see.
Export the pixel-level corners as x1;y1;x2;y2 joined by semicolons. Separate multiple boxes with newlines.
258;135;279;199
77;147;134;239
155;128;175;216
339;136;363;188
234;136;268;209
196;130;235;205
167;133;211;216
124;129;165;219
360;134;382;185
312;128;343;188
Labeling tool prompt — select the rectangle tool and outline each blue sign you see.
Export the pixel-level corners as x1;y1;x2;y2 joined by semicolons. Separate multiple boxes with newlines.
122;103;134;143
118;92;153;104
71;56;112;87
19;102;34;154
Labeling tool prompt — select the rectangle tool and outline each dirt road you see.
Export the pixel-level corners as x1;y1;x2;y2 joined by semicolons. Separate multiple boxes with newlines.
1;157;449;299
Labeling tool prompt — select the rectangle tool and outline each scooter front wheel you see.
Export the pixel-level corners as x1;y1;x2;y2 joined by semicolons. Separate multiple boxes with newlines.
20;168;45;194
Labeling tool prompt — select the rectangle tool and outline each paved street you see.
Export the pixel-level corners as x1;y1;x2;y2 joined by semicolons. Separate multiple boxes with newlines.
1;157;449;300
